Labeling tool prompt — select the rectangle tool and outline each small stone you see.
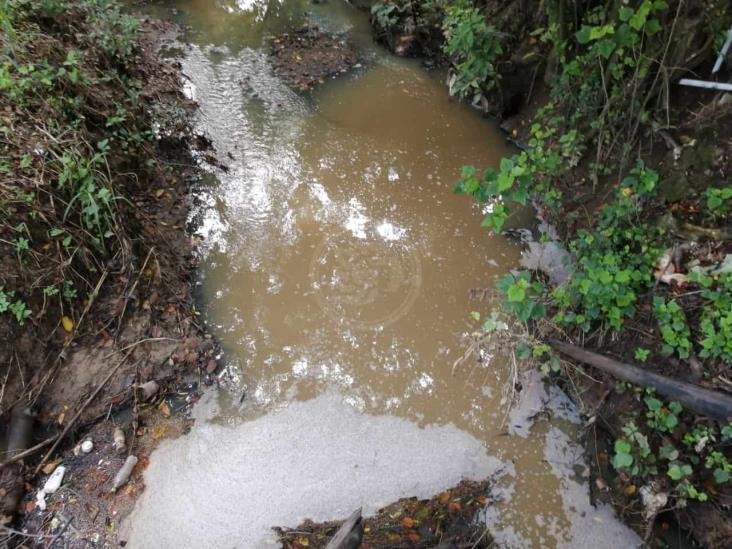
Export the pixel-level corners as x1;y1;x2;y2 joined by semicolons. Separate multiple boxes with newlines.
81;439;93;454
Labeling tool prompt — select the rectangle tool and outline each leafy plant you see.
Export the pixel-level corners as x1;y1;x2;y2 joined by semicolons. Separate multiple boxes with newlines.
443;2;502;104
703;185;732;218
0;288;31;325
653;297;692;359
495;271;545;322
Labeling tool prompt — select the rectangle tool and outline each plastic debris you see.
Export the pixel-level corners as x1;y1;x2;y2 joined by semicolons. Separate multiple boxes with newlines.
639;485;668;521
654;247;688;285
113;427;126;455
80;439;93;454
36;465;66;511
112;455;138;492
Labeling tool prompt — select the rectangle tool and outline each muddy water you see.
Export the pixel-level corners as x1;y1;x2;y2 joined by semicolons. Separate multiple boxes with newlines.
126;2;640;548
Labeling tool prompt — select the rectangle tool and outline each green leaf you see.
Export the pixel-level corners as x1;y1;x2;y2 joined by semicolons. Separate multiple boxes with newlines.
619;6;634;21
499;157;514;173
614;439;631;454
713;468;730;484
613;452;634;469
507;285;526;303
576;25;592;44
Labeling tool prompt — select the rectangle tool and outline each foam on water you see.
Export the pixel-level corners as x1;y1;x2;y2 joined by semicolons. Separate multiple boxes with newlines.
122;392;504;548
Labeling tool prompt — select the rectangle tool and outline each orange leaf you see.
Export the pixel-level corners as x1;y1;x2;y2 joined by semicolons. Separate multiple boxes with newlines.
407;532;420;543
438;492;450;503
402;517;414;528
448;501;462;512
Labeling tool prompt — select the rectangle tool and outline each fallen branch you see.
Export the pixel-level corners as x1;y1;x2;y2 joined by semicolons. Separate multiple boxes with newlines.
0;436;55;470
549;339;732;421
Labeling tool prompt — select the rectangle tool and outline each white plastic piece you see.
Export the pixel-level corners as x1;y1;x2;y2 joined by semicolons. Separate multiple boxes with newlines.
80;439;94;454
43;465;66;494
36;465;66;511
112;455;138;492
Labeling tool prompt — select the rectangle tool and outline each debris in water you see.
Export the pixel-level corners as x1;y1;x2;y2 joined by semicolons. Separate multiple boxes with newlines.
274;480;492;548
271;26;358;92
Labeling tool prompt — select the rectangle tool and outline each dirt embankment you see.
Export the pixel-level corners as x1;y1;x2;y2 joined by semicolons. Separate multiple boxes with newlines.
0;6;216;545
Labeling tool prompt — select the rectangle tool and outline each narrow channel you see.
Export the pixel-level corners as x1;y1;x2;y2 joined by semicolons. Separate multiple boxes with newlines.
124;1;641;547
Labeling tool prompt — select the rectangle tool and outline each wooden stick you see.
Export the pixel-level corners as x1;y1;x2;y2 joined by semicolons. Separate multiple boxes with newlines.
33;346;135;477
0;436;56;470
549;339;732;421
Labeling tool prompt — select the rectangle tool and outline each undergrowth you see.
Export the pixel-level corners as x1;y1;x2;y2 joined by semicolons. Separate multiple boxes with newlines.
444;0;732;523
0;0;189;377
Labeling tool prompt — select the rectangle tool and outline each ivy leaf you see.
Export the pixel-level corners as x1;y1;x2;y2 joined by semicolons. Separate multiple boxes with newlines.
645;18;661;35
507;285;526;303
619;6;634;21
713;468;730;484
575;25;592;44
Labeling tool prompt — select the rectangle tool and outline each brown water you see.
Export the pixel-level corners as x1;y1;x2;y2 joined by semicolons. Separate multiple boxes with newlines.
127;2;641;547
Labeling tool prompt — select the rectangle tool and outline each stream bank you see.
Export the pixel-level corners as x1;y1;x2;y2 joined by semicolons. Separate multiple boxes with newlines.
367;0;732;545
1;3;216;545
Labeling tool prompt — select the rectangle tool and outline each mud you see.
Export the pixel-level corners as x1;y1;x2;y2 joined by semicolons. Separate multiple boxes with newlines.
271;26;359;91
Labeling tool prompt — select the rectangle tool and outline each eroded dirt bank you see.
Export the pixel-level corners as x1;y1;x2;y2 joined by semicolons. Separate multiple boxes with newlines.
0;4;218;545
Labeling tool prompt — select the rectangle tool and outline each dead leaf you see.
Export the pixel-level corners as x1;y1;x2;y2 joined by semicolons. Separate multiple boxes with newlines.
624;484;637;495
151;425;166;439
401;517;414;528
448;501;462;512
296;537;309;547
61;315;74;332
42;458;62;475
57;410;66;425
438;491;450;503
155;188;165;198
407;531;420;543
158;401;171;417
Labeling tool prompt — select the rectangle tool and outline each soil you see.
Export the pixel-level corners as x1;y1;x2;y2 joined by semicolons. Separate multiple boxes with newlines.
0;14;218;547
271;26;359;92
274;480;493;549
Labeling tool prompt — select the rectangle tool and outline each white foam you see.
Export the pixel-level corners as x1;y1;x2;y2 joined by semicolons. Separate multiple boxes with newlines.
122;391;502;548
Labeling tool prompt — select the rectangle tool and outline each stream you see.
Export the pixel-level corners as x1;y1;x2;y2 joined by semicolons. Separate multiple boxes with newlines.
123;1;641;547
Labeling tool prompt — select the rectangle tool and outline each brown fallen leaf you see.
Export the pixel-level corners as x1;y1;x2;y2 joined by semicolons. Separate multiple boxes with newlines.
42;458;62;475
401;517;414;528
158;400;171;417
